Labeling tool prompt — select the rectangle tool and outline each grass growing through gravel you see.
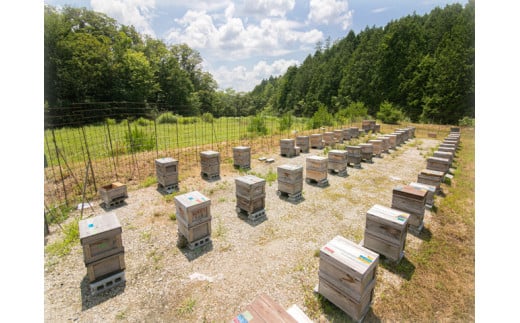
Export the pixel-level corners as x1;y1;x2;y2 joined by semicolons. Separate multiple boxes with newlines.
45;218;80;258
176;297;197;316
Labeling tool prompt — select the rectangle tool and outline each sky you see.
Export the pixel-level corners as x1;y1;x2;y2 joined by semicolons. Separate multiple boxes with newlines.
43;0;469;92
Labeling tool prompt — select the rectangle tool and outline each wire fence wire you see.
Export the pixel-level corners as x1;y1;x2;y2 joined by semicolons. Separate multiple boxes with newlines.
44;102;451;216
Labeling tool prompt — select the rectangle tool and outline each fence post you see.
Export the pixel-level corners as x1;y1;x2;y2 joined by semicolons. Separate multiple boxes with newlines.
104;120;119;181
153;117;159;158
51;129;69;206
81;126;97;191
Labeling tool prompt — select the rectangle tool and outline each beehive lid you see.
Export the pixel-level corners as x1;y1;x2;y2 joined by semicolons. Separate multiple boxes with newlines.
278;164;303;171
367;204;409;226
329;149;347;155
174;191;210;207
320;235;379;277
409;182;436;192
79;212;121;240
420;169;445;176
307;155;327;161
235;175;265;186
155;157;177;165
359;143;373;147
393;185;428;198
368;139;383;143
346;145;361;150
280;138;294;142
200;150;219;157
233;146;250;150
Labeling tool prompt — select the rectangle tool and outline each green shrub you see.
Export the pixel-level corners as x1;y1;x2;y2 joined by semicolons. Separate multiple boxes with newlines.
179;116;198;124
458;116;475;127
336;101;368;124
376;101;404;124
308;104;334;129
279;112;293;131
248;115;268;135
105;118;117;125
201;112;214;123
156;112;178;124
134;117;152;126
125;126;155;153
45;218;80;257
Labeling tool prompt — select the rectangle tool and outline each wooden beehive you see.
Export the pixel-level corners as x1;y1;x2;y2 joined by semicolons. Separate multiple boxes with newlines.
433;151;453;164
318;235;378;321
438;146;456;155
395;130;408;142
359;143;373;162
200;150;220;178
79;212;123;265
417;169;444;192
310;133;324;149
374;124;381;133
177;220;211;243
174;191;211;227
235;175;266;200
450;127;461;133
364;205;409;262
362;120;373;133
155;157;179;187
348;127;360;138
409;182;436;208
426;156;450;174
443;139;458;148
277;164;303;195
86;252;125;283
323;132;336;146
232;293;297;323
382;135;397;149
328;150;348;175
391;185;427;231
306;155;328;182
392;132;403;146
376;137;390;153
333;130;343;144
236;195;265;215
99;182;128;205
341;129;351;141
367;140;383;157
280;139;299;157
296;136;310;153
346;146;362;167
233;146;251;169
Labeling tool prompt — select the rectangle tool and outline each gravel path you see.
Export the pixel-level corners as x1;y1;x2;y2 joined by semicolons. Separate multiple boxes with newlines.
44;136;439;322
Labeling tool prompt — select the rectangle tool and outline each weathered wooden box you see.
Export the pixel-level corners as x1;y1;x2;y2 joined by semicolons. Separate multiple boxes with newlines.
342;129;351;141
232;293;297;323
426;156;450;174
277;180;303;195
433;151;453;164
277;164;303;183
450;127;460;133
374;124;381;133
200;150;220;177
409;182;436;207
368;140;383;157
323;132;336;146
346;146;362;166
86;252;125;283
235;175;266;201
392;132;403;146
296;136;310;153
177;219;211;243
306;169;327;182
334;130;344;144
382;135;397;149
391;185;427;229
395;130;407;142
79;212;123;265
438;146;456;155
328;150;348;163
306;155;328;171
233;146;251;168
348;127;360;138
174;191;211;227
280;139;299;157
99;182;128;205
362;120;375;133
155;157;179;186
280;138;296;148
364;205;409;262
236;195;265;214
310;134;324;149
359;143;373;162
418;169;444;192
443;139;458;148
319;236;378;298
376;137;390;153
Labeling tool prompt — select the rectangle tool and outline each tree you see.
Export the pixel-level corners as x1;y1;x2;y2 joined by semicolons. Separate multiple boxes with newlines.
377;101;403;124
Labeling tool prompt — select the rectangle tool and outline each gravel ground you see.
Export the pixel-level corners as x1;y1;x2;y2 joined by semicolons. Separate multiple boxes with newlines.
44;136;439;322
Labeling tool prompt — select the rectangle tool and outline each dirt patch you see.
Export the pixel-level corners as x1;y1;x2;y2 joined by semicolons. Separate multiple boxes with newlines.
44;137;439;322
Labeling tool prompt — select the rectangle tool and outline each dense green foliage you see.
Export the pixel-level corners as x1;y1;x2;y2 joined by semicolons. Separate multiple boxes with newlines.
249;1;474;124
377;101;404;124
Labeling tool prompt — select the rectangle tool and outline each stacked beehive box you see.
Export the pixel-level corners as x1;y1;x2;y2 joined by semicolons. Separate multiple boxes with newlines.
349;127;360;138
391;185;427;234
174;191;212;249
382;134;397;150
409;182;436;209
450;127;460;133
232;293;298;322
235;175;266;221
200;150;220;180
334;129;344;144
377;136;390;153
277;164;304;202
368;139;383;158
363;204;410;262
305;155;328;187
417;169;444;193
346;145;362;168
280;138;300;157
426;156;450;174
433;151;453;164
395;129;408;142
233;146;251;169
296;136;310;153
359;143;373;163
155;157;179;193
374;124;381;133
362;120;376;133
342;128;351;142
392;131;404;146
318;235;379;322
323;132;336;146
328;150;348;177
99;182;128;208
310;133;324;149
79;212;125;295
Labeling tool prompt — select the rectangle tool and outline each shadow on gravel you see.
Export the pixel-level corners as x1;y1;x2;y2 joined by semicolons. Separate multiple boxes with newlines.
236;212;267;227
379;256;416;281
179;242;214;262
409;226;433;241
311;288;382;323
81;275;126;311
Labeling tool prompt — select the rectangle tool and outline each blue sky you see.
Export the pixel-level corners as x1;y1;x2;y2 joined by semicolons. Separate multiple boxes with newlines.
44;0;468;92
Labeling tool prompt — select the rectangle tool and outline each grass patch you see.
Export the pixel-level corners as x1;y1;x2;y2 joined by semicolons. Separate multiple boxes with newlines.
249;168;277;186
169;213;177;221
139;176;157;188
140;231;152;242
372;127;474;321
163;190;188;203
177;297;196;316
256;222;279;245
45;218;80;258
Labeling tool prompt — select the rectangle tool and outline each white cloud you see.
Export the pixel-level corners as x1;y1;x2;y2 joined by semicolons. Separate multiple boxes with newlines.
90;0;156;37
372;7;389;14
243;0;295;17
212;59;299;92
307;0;353;30
156;0;231;12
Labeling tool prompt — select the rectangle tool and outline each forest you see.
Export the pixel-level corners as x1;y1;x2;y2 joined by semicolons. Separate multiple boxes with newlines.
44;1;474;126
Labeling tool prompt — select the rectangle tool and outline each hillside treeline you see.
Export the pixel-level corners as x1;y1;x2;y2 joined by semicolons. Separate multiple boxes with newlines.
250;1;474;124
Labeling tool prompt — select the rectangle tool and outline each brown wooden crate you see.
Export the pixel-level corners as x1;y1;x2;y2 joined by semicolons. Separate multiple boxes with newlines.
277;164;303;183
277;180;303;195
365;204;409;246
392;185;428;200
426;157;450;173
328;150;348;162
306;156;328;170
280;139;295;148
174;191;211;227
178;219;211;243
368;140;383;155
86;252;125;283
328;161;347;171
235;175;266;200
236;195;265;214
363;232;404;262
99;182;127;204
306;168;327;182
155;157;178;169
359;143;373;154
409;182;435;206
232;293;297;323
79;212;124;265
